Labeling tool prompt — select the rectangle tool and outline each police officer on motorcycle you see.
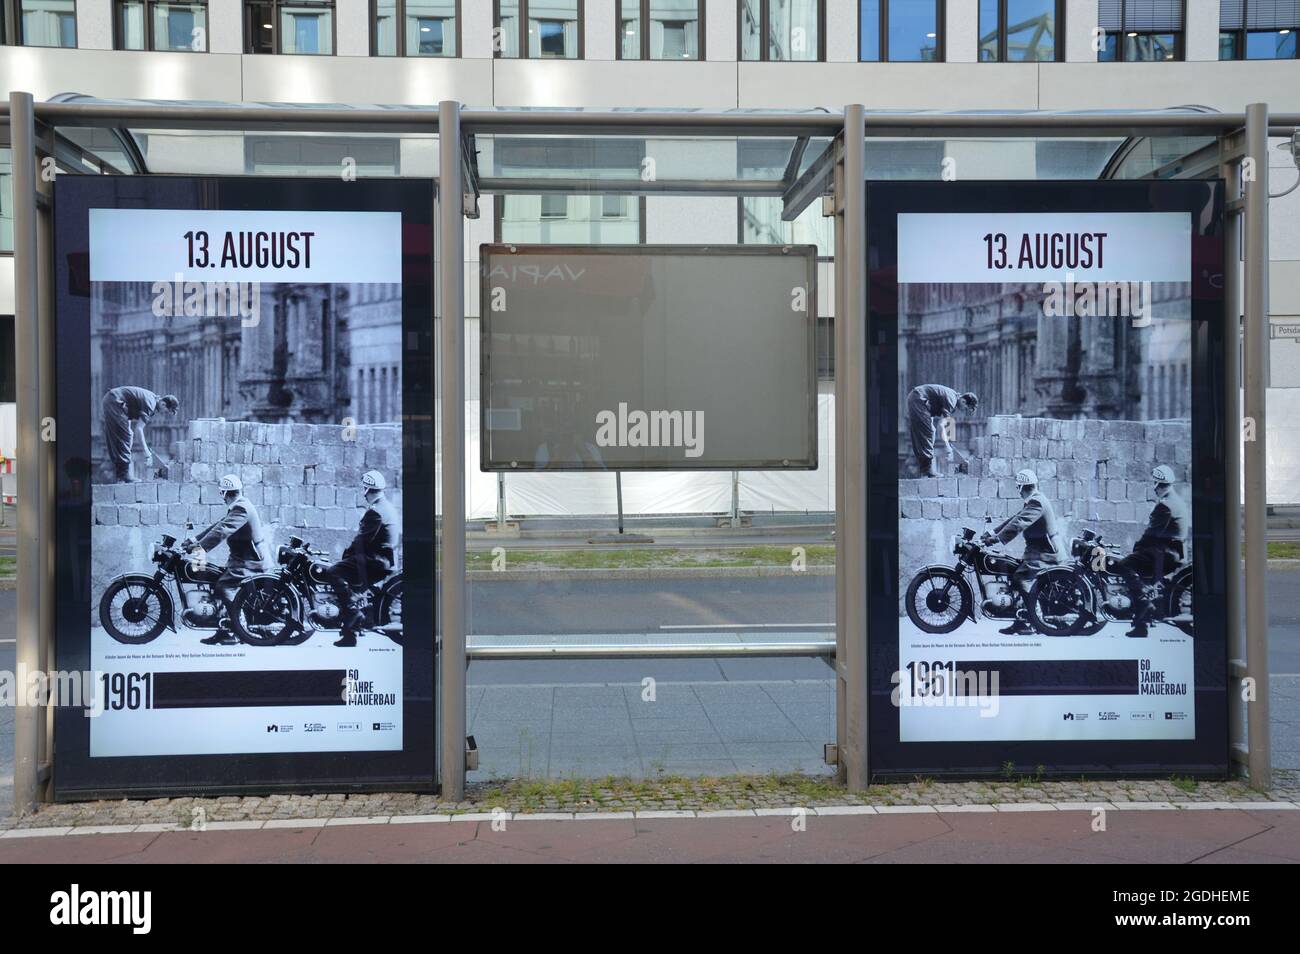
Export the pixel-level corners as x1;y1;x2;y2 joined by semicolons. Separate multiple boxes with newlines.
983;468;1063;636
183;473;270;646
1117;464;1188;638
316;470;399;647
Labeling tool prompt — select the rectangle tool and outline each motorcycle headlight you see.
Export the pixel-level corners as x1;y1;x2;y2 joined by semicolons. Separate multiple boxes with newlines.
278;545;293;565
151;544;165;563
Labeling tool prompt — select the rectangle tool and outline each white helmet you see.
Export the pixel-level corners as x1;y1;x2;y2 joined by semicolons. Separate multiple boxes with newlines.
1151;464;1176;485
218;474;242;493
1014;469;1038;487
361;470;387;491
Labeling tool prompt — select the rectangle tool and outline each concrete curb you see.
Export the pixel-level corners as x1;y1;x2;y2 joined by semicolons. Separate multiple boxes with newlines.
4;799;1299;839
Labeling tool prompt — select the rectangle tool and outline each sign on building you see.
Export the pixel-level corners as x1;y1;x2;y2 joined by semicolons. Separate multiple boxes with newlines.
479;244;819;471
52;176;436;799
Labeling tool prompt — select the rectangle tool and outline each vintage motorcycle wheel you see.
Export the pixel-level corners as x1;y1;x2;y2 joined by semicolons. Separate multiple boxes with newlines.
99;575;171;644
229;577;304;647
1168;572;1194;636
377;577;403;645
1026;568;1093;637
904;567;972;634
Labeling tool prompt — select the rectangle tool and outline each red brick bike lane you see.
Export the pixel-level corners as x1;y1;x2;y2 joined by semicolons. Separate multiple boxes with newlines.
3;808;1300;864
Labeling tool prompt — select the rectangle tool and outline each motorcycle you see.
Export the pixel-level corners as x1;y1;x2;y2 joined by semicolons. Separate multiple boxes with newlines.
904;525;1030;634
1024;529;1194;637
98;524;231;645
228;536;403;647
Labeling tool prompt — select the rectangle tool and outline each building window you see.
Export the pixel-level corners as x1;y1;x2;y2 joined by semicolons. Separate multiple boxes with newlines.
1220;1;1298;60
116;0;208;50
373;0;458;55
978;0;1060;61
5;0;78;46
495;0;582;58
244;0;334;54
739;0;824;61
618;0;702;59
497;195;644;243
859;0;941;61
1097;0;1184;62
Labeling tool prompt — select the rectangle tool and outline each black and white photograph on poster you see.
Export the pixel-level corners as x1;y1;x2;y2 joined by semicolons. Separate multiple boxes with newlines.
894;210;1198;744
85;209;407;758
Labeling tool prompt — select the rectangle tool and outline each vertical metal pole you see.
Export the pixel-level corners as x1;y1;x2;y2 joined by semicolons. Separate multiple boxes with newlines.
729;470;740;527
1242;102;1271;790
832;144;847;783
615;472;624;535
496;472;506;529
11;91;42;815
841;104;869;791
1222;143;1245;773
438;100;467;801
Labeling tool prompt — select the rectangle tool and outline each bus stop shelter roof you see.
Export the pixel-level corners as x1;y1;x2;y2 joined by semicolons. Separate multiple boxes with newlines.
18;95;1294;191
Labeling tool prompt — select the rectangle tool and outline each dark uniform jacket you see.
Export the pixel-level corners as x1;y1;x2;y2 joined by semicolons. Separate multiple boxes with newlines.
910;384;961;419
196;495;269;575
107;386;162;423
1134;489;1188;561
342;494;399;572
996;490;1063;560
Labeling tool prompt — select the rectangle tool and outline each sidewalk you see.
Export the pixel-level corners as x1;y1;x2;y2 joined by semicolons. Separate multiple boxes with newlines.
4;805;1300;863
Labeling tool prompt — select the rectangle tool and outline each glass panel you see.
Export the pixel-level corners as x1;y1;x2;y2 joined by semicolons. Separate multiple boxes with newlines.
21;0;78;47
619;0;640;57
281;5;333;54
497;0;520;55
0;148;12;254
408;1;455;55
1006;0;1055;61
153;2;207;51
1097;31;1118;61
501;194;640;243
245;0;275;53
1246;29;1297;59
528;0;579;58
886;0;938;62
769;0;818;61
118;0;147;49
647;0;698;58
739;0;760;59
860;0;880;60
1124;31;1177;61
375;0;397;54
1219;30;1240;60
977;0;998;61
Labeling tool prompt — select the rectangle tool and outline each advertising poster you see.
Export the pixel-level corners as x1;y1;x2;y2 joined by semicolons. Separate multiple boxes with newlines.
867;182;1228;777
53;177;435;797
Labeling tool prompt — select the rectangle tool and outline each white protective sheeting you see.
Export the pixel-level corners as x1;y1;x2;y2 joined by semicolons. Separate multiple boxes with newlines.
459;393;836;518
1266;388;1300;505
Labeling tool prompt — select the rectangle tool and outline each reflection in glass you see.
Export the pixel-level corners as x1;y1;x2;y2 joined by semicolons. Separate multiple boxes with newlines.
649;0;698;58
280;4;332;54
859;0;880;60
153;2;207;50
1246;30;1296;60
977;0;997;60
1005;0;1054;61
886;0;937;62
768;0;818;61
119;0;148;48
739;0;760;59
1124;32;1176;62
498;0;519;55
